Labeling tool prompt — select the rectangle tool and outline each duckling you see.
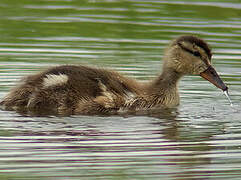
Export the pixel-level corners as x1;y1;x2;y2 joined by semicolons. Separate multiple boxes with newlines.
0;35;228;116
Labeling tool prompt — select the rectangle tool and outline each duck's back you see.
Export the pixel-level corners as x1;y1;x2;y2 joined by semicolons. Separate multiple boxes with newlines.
0;65;142;115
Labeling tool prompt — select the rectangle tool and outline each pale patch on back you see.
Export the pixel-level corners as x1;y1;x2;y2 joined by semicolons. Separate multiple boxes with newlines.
43;74;68;88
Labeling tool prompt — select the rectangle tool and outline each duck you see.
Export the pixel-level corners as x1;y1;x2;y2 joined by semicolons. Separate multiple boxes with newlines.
0;35;228;116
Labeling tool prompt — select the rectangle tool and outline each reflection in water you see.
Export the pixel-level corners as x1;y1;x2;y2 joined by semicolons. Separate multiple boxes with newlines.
0;0;241;179
1;105;241;179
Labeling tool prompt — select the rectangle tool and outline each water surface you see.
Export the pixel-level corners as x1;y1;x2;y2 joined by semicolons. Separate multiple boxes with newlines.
0;0;241;179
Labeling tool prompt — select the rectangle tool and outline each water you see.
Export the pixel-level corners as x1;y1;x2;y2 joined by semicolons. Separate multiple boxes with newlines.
0;0;241;179
224;90;233;107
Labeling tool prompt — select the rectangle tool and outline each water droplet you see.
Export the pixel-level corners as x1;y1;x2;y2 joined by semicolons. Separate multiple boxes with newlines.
223;90;233;107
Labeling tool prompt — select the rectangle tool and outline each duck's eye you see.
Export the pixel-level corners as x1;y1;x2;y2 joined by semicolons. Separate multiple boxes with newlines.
193;51;201;57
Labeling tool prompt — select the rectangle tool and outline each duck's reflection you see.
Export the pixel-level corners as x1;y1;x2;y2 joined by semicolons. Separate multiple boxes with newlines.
147;108;216;179
2;106;225;180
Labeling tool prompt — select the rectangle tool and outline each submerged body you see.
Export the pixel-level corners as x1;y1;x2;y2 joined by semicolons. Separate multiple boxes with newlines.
0;35;227;116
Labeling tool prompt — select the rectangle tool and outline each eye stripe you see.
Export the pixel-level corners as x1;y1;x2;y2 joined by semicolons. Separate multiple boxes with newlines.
43;74;68;87
193;51;201;57
177;42;201;58
176;35;212;59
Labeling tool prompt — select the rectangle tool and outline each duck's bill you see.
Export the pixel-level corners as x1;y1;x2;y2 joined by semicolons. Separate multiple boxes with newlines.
200;66;228;91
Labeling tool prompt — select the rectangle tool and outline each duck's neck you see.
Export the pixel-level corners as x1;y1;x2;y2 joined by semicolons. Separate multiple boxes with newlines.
154;67;182;90
147;67;183;106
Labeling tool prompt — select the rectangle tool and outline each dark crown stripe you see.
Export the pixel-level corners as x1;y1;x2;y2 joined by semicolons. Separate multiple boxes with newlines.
176;35;212;59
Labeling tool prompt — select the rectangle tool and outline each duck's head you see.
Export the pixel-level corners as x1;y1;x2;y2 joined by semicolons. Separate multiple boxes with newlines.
164;35;228;91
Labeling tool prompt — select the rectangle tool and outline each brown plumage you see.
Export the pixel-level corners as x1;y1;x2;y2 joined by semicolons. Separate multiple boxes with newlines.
0;35;227;116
